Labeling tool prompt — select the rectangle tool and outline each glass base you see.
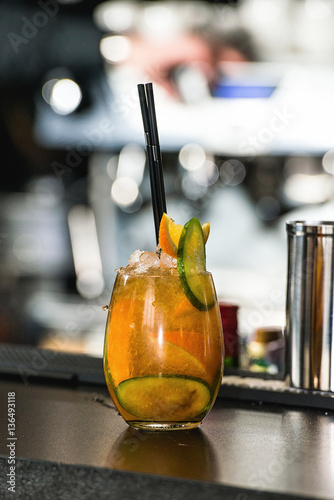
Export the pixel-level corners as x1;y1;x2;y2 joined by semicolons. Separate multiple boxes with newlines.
128;421;201;431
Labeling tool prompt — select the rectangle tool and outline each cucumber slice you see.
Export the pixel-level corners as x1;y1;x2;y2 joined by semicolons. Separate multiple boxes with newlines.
116;375;210;421
177;218;215;311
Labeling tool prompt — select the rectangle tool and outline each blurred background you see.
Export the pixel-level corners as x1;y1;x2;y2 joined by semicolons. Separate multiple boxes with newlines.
1;0;334;358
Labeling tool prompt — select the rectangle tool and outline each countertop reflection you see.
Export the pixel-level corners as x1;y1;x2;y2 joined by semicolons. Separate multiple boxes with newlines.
107;427;218;481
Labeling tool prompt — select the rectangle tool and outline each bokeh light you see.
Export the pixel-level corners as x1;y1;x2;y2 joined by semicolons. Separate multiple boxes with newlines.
179;143;206;171
255;196;281;221
94;1;136;32
141;4;181;37
111;177;139;207
192;160;219;187
305;0;332;20
42;79;59;105
100;35;132;63
68;205;105;299
220;159;246;186
322;148;334;174
49;79;82;115
283;173;334;203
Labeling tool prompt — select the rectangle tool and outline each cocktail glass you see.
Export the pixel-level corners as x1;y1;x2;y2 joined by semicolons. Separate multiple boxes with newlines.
103;259;224;431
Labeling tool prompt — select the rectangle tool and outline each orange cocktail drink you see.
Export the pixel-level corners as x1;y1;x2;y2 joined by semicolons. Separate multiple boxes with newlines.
103;216;224;430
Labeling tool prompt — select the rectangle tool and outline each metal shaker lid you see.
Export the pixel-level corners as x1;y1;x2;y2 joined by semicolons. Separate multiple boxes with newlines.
286;220;334;236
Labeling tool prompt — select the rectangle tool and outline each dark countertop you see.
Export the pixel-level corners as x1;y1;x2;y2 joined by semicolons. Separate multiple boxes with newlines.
0;375;334;500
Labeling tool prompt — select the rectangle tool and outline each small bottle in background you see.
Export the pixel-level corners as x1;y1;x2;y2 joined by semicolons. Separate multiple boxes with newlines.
247;327;284;374
219;303;239;368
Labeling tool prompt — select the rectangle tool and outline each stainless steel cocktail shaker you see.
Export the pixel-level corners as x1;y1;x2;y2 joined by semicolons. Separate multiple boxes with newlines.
286;221;334;392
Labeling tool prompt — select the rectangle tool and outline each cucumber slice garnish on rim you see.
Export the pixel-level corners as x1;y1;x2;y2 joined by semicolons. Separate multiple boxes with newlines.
177;217;216;311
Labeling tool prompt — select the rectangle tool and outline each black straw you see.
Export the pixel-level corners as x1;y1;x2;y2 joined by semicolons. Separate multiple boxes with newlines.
137;83;167;244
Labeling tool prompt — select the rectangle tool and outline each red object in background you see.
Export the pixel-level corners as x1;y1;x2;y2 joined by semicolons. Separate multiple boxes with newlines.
219;303;239;368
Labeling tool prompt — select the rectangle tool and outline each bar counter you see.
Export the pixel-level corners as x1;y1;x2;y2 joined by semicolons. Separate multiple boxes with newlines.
0;366;334;500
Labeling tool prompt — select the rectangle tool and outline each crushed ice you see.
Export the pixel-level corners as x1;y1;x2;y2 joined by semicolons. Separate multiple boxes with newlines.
127;249;145;267
159;251;177;269
139;251;160;268
124;248;177;274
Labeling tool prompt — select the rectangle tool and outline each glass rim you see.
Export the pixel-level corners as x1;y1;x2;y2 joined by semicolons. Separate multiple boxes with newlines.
116;268;213;278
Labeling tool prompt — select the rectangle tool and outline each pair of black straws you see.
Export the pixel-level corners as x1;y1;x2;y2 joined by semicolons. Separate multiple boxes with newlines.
137;83;167;244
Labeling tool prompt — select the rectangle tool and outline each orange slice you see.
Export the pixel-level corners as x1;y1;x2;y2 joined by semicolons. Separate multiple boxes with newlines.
150;330;221;385
202;222;210;244
134;336;208;381
158;213;210;258
158;213;183;258
105;298;135;387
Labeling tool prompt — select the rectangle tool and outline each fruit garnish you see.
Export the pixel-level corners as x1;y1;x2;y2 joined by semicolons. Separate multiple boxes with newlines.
116;375;210;420
202;222;210;244
177;217;215;311
151;330;220;385
158;213;210;258
158;213;184;258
